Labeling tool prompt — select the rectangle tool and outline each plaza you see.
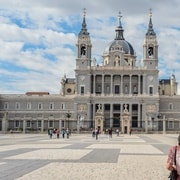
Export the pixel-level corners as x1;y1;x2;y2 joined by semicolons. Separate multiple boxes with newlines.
0;133;177;180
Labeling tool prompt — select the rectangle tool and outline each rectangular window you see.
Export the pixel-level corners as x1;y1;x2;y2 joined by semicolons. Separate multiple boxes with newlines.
61;103;65;110
168;121;174;129
49;103;54;110
113;104;120;111
4;102;9;110
97;85;101;93
106;85;110;94
27;103;31;110
37;120;41;128
169;103;173;110
162;90;165;95
15;120;20;128
26;121;31;128
15;102;20;110
104;104;110;111
149;87;153;95
49;120;54;128
115;85;119;94
81;86;84;95
38;103;43;110
61;120;65;128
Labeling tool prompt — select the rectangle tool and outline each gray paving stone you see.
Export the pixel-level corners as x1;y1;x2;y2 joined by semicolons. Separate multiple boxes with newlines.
0;133;178;179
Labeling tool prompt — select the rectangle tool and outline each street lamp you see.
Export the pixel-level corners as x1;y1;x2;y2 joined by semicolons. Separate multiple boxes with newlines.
66;111;71;129
77;115;81;134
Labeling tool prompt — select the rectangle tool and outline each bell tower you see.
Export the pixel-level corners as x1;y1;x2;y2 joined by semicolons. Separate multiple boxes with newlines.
76;8;92;69
143;9;158;69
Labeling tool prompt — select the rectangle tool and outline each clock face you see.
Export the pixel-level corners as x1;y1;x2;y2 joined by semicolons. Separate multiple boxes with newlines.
67;88;72;93
148;47;153;56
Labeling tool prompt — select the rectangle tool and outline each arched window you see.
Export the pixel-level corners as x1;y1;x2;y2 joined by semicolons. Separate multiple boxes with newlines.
81;46;86;56
169;103;173;110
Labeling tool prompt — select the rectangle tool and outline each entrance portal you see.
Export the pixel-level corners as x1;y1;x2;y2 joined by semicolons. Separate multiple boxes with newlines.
121;104;130;134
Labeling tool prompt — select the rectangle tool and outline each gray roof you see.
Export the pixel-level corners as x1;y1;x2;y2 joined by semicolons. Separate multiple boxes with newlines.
104;13;134;55
104;39;134;55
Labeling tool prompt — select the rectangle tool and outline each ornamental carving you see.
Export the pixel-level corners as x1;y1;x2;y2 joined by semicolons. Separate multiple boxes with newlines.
146;104;156;112
78;104;87;112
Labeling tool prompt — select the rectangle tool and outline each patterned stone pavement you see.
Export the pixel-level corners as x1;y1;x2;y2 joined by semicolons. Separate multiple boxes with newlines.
0;133;178;180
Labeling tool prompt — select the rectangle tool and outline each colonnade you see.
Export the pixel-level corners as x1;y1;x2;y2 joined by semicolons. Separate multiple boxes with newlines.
91;74;146;95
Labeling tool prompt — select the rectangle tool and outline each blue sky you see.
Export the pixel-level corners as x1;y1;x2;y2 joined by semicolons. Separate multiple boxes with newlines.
0;0;180;94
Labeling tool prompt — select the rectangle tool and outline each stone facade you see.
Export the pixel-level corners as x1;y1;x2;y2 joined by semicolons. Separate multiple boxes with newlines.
0;11;180;133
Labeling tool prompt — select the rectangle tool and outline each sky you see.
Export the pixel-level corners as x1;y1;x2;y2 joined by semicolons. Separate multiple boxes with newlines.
0;0;180;94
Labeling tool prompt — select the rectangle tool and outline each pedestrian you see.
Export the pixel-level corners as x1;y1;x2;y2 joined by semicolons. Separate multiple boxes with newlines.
66;128;69;139
108;129;112;138
92;129;95;137
57;129;60;139
49;129;53;139
129;129;132;135
62;129;65;139
116;129;119;136
95;128;99;140
166;134;180;180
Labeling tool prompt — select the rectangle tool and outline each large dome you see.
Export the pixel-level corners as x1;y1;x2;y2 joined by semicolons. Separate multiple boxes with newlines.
104;13;135;56
104;39;135;55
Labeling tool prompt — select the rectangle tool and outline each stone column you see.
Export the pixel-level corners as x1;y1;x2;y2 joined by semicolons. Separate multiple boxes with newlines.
145;114;148;133
129;75;132;94
59;120;61;132
120;75;123;94
163;115;166;134
143;74;147;95
41;119;44;133
2;112;8;133
111;75;113;95
102;74;104;95
138;74;141;95
93;75;96;95
110;104;113;128
93;103;95;129
138;103;141;127
129;104;131;125
23;119;26;134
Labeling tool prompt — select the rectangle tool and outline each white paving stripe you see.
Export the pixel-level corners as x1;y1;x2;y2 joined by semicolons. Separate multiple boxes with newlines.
117;155;168;179
0;144;71;152
0;162;6;165
15;158;169;180
15;163;120;180
86;144;163;154
5;149;92;160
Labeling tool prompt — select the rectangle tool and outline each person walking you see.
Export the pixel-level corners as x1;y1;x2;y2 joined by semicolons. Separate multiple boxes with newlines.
62;129;65;139
95;128;99;140
129;129;132;136
49;129;53;139
166;134;180;180
116;129;119;136
66;128;70;139
56;129;60;139
108;129;112;138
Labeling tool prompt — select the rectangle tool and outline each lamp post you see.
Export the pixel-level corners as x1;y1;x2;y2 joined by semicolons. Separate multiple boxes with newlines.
77;115;81;134
66;111;71;129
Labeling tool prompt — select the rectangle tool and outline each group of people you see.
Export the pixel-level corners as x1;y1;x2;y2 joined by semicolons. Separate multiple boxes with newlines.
92;128;133;140
92;128;100;140
49;127;180;179
48;128;71;139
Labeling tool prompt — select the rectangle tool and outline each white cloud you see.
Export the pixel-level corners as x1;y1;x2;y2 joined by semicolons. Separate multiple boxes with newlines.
0;0;179;94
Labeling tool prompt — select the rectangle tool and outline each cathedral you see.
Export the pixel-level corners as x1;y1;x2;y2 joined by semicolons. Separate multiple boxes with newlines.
0;10;180;134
